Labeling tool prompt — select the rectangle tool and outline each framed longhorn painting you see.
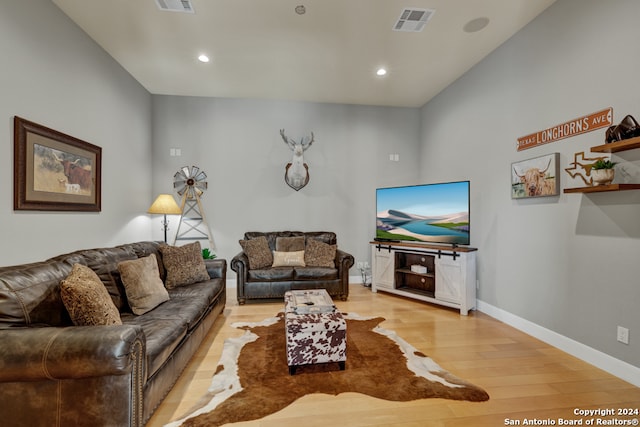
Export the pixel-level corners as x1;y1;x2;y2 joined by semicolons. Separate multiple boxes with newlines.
14;116;101;211
511;153;560;199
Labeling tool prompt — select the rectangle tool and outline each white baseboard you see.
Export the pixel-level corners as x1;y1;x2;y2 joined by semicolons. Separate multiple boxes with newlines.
477;300;640;388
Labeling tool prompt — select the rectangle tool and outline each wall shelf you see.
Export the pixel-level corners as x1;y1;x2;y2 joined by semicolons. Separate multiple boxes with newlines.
591;136;640;153
565;136;640;193
564;184;640;194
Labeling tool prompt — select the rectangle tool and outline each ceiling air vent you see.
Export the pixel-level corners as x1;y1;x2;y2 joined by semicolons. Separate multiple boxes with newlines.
155;0;194;13
393;8;435;32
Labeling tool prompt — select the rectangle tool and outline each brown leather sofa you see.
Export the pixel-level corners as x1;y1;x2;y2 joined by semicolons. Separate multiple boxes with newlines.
0;241;226;427
231;231;354;304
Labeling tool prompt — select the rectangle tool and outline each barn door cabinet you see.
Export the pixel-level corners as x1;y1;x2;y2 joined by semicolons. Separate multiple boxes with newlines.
370;241;477;315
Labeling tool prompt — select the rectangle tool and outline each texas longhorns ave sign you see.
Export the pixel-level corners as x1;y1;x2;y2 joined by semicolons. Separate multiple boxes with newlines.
517;107;613;151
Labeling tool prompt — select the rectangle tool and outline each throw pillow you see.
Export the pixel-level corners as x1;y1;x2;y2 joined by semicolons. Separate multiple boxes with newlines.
275;236;305;252
159;241;211;289
304;238;337;267
272;250;306;267
118;254;169;315
239;236;273;269
60;263;122;326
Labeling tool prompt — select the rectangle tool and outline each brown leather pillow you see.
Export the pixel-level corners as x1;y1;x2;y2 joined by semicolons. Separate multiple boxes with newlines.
275;236;305;252
304;238;336;268
61;264;122;326
118;254;169;315
239;236;273;269
159;242;210;289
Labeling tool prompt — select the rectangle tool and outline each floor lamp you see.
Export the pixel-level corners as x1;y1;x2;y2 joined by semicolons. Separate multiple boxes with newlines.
147;194;182;243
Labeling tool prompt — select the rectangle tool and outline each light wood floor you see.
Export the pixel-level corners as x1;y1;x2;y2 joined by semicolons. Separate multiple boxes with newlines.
148;284;640;427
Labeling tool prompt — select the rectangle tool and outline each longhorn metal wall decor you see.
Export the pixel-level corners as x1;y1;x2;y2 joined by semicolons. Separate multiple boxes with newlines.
280;129;314;191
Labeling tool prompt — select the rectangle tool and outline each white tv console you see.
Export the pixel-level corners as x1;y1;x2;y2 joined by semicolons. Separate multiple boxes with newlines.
370;241;477;315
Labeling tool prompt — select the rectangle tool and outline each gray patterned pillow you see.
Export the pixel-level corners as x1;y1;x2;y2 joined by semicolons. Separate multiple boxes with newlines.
118;254;169;315
304;238;337;268
61;264;122;326
159;242;210;289
239;236;273;269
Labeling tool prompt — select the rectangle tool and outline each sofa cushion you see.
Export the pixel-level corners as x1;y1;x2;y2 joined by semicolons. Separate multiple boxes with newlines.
60;264;122;326
118;254;169;315
245;231;305;250
304;238;336;267
272;250;306;267
50;246;139;312
159;242;210;289
248;267;295;281
239;236;273;269
0;260;73;327
166;280;223;329
121;241;166;281
275;236;305;252
294;267;339;280
121;311;188;377
120;280;221;376
304;232;337;245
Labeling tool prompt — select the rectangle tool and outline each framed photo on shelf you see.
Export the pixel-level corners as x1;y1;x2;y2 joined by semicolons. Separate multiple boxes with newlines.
14;116;101;211
511;152;560;199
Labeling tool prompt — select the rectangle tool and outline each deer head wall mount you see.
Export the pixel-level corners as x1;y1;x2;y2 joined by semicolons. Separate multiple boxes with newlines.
280;129;314;191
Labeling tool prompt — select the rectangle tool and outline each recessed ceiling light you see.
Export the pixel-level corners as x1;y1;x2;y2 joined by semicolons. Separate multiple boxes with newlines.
376;68;387;77
198;54;210;63
463;17;490;33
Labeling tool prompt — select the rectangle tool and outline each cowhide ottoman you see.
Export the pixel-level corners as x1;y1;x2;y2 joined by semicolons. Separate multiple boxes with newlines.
284;290;347;375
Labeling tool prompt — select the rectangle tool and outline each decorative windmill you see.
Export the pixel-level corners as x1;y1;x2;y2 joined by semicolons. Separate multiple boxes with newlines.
172;166;215;250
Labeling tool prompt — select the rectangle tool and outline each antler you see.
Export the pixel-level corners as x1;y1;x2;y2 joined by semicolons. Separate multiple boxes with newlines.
280;129;296;150
302;132;314;151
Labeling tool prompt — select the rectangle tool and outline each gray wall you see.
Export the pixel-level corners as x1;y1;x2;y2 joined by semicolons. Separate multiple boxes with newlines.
151;96;421;265
0;1;153;265
419;0;640;367
2;0;637;376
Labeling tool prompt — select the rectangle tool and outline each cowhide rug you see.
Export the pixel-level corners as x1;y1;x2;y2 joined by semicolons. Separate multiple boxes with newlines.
166;313;489;427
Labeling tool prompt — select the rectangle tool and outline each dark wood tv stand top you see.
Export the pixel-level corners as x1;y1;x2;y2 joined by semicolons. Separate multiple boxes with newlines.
370;241;478;253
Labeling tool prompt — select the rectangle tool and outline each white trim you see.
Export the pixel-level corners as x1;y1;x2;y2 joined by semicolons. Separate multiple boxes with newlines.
477;300;640;387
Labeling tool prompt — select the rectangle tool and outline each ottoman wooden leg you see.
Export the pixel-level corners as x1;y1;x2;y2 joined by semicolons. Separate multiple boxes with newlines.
289;365;297;375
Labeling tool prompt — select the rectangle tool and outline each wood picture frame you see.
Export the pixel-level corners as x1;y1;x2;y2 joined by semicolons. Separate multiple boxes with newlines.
14;116;101;211
511;152;560;199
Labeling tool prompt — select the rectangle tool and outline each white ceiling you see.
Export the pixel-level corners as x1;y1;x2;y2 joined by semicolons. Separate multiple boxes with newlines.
52;0;557;108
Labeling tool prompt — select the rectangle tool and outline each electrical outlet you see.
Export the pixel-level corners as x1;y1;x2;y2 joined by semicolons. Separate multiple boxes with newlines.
617;326;629;345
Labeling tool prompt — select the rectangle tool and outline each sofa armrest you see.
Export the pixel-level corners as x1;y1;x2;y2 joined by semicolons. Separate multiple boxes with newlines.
0;325;146;382
205;258;227;280
230;252;249;272
335;248;354;271
230;252;249;303
335;248;354;300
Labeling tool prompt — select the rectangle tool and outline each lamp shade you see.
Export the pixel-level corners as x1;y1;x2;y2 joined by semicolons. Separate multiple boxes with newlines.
147;194;182;215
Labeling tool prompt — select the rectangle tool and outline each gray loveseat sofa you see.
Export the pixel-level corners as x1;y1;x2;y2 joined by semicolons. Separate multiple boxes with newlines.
0;241;226;427
231;231;353;304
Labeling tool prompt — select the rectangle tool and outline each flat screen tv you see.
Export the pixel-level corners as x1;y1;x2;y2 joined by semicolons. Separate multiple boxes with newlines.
376;180;470;246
